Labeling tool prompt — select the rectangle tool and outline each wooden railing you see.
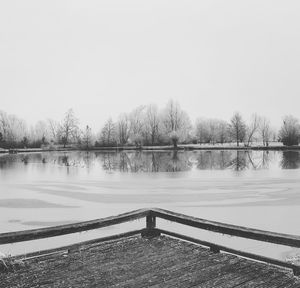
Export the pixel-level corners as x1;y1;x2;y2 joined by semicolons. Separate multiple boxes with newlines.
0;208;149;244
1;208;300;275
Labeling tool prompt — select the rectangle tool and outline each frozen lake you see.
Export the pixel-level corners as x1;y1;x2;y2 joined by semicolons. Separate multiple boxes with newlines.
1;150;300;261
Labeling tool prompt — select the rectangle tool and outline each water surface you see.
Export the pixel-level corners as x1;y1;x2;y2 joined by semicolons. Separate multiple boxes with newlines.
1;150;300;261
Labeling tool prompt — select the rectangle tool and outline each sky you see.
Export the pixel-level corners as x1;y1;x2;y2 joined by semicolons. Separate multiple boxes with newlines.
0;0;300;131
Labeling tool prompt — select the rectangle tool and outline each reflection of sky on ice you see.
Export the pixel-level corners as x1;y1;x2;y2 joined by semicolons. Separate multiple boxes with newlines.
0;150;300;260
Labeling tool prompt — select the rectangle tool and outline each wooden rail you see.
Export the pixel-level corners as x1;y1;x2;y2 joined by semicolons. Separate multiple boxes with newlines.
0;208;149;244
151;208;300;248
1;208;300;275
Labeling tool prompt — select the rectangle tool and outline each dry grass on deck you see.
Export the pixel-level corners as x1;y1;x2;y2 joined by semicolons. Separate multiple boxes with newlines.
0;235;300;287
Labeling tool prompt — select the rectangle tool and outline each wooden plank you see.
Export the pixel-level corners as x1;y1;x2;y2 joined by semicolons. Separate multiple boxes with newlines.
177;260;247;287
241;266;298;288
198;260;281;288
241;273;296;288
50;237;171;282
92;238;179;275
132;256;224;288
277;279;300;288
143;239;241;287
233;269;289;288
150;252;241;287
190;260;255;287
65;237;189;287
0;209;149;244
112;240;215;287
152;208;300;247
109;250;193;286
198;253;300;288
0;237;147;287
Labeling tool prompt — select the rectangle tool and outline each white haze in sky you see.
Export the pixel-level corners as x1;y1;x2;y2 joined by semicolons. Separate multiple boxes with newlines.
0;0;299;130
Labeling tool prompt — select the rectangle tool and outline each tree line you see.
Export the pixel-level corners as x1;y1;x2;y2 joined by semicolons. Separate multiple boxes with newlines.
0;100;299;149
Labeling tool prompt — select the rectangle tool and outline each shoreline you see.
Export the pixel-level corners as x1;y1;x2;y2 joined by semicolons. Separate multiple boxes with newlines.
0;144;300;154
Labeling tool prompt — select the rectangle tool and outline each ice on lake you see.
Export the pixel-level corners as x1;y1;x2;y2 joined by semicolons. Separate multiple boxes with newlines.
1;150;300;261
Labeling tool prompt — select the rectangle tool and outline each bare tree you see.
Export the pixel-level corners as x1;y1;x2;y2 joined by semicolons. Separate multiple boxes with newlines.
228;112;246;146
195;118;229;144
217;120;229;144
143;104;160;145
117;114;130;145
35;121;49;143
195;119;210;144
129;106;145;147
260;117;272;146
82;125;93;149
278;115;300;146
59;109;79;148
28;120;49;147
0;111;27;147
48;119;60;143
100;118;117;146
207;119;217;144
246;114;261;146
0;111;9;142
162;100;191;148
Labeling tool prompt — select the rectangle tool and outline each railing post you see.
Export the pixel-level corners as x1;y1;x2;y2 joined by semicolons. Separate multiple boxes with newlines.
141;213;160;238
293;267;300;276
146;215;156;230
210;244;220;253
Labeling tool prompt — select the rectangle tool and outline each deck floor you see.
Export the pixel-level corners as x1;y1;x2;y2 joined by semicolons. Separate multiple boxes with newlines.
1;235;300;287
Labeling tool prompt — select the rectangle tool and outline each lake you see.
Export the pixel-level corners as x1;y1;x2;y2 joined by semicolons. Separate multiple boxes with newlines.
1;150;300;261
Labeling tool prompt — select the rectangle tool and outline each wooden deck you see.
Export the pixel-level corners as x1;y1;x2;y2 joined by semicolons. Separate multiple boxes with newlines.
1;235;300;287
1;208;300;287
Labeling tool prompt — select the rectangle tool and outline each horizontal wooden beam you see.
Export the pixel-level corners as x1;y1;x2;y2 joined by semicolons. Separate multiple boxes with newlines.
13;229;144;261
157;229;300;275
0;209;150;244
152;208;300;248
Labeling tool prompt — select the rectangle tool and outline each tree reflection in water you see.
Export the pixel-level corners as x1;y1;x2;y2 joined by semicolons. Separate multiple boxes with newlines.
227;151;248;171
99;150;274;173
60;155;70;166
165;151;192;172
197;151;232;170
0;150;299;173
195;150;274;171
281;151;300;169
98;151;192;173
99;152;118;172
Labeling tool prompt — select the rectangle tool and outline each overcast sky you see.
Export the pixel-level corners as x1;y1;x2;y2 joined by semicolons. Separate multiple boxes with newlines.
0;0;299;130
